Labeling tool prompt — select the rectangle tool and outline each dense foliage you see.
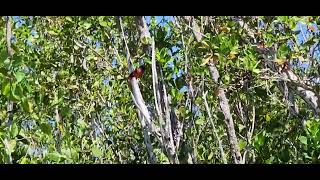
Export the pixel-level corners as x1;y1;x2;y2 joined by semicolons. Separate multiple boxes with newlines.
0;16;319;164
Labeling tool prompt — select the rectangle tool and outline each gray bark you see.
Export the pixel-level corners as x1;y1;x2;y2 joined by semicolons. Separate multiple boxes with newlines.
188;16;242;163
6;16;14;128
118;16;157;164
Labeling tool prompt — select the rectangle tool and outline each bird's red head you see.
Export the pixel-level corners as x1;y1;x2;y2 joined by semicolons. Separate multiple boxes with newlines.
128;65;146;80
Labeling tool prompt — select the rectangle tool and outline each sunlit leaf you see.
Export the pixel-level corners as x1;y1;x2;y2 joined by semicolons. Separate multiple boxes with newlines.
2;81;10;96
15;71;25;83
299;136;308;145
92;146;103;157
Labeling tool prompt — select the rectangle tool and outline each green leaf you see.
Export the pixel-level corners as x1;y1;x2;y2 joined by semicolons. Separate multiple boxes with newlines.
10;83;18;101
266;113;271;122
14;71;25;83
6;140;16;154
40;122;52;135
195;117;204;125
265;156;275;164
10;122;18;138
11;84;24;101
20;157;30;164
3;58;10;66
239;139;247;151
2;81;11;96
303;152;312;160
74;45;79;50
299;136;308;145
254;133;266;148
238;124;245;132
92;80;100;88
46;152;61;162
66;16;73;22
21;98;33;113
24;83;33;93
48;31;58;36
0;50;7;62
252;69;261;74
224;74;230;83
84;22;92;29
0;67;8;76
92;146;103;157
208;151;214;160
141;36;151;45
99;20;109;27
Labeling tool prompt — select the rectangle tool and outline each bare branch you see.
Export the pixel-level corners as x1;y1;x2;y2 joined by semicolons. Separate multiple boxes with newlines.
5;17;14;164
147;18;178;163
118;16;156;164
162;72;179;164
216;87;242;164
137;110;157;164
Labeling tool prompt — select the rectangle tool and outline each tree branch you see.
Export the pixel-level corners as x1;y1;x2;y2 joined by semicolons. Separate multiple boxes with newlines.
6;16;14;126
203;91;227;164
188;16;242;163
136;16;179;164
118;16;156;164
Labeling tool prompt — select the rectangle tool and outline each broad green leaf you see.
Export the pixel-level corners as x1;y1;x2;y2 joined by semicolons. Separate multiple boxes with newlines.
195;118;204;125
92;80;100;88
66;16;73;22
99;20;109;27
10;122;18;138
0;50;7;62
84;22;92;29
299;136;308;145
40;122;52;135
2;81;11;96
21;98;33;113
92;146;103;157
20;157;30;164
239;139;247;151
3;58;10;66
266;114;271;122
254;133;266;148
0;67;8;76
15;71;25;83
11;83;20;101
46;152;61;162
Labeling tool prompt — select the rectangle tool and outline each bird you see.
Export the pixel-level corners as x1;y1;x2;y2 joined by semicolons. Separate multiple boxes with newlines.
128;65;145;81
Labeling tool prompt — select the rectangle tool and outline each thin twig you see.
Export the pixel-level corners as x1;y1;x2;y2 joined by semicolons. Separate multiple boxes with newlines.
118;17;133;72
249;105;255;143
74;39;112;67
178;16;209;39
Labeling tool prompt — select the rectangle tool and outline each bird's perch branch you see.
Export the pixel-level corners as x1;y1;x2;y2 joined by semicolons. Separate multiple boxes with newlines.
118;16;156;164
137;16;179;163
